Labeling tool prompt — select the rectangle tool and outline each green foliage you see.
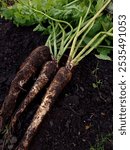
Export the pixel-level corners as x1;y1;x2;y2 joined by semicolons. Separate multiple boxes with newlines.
90;133;112;150
100;14;113;32
0;0;111;27
83;19;103;45
95;46;112;61
0;0;113;62
95;0;105;12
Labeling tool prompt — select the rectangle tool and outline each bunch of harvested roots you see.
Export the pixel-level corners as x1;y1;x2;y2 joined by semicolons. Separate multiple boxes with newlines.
0;0;113;149
0;45;72;150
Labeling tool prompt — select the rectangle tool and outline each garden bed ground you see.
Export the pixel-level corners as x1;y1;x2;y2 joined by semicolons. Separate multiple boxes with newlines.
0;19;113;150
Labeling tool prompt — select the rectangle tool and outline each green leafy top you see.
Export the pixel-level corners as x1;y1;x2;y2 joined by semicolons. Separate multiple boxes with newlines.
0;0;113;62
0;0;109;27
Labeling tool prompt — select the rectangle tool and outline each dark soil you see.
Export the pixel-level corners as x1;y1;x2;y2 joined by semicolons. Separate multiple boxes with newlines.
0;19;113;150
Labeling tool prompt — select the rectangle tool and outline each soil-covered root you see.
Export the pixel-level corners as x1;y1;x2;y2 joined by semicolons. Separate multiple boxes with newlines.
11;60;58;131
0;46;51;130
16;67;72;150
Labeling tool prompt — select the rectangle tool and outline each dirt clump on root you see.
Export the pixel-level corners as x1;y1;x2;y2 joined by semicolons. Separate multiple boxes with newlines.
0;19;113;150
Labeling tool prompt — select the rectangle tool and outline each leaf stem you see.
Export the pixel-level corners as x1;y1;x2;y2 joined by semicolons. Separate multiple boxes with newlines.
71;21;95;59
51;21;57;58
72;27;113;66
68;17;82;61
57;23;66;62
64;0;79;7
74;0;111;38
82;0;92;24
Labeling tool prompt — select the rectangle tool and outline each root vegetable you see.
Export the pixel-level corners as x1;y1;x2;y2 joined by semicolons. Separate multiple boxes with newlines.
15;25;112;149
0;1;112;149
16;67;72;150
0;46;51;130
11;60;58;131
